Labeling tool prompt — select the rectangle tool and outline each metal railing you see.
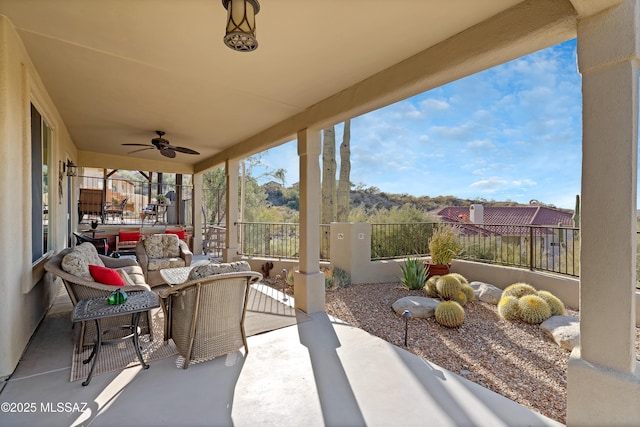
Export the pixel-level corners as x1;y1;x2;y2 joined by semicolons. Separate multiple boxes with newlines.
370;222;580;277
237;220;582;278
202;225;225;259
237;222;300;259
236;222;331;261
371;222;435;259
77;175;193;226
459;224;580;277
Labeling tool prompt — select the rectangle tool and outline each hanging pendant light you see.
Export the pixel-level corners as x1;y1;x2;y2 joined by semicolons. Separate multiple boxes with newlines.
222;0;260;52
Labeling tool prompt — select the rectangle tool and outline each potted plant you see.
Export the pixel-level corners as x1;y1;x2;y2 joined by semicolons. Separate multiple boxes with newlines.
426;224;463;278
156;194;167;205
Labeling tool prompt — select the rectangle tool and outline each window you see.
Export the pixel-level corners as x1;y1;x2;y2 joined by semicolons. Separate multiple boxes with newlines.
31;104;52;262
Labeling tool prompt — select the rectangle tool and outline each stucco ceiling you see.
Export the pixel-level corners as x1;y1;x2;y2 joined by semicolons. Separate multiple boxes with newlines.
1;0;576;173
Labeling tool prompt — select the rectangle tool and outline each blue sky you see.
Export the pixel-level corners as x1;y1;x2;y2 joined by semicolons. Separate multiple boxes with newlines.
254;39;582;210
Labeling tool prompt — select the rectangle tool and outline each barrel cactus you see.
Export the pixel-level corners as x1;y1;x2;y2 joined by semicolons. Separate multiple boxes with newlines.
436;274;463;300
450;290;468;306
460;283;475;304
518;295;552;324
435;301;465;327
425;275;440;298
502;282;537;299
498;296;520;320
537;290;566;316
448;272;469;285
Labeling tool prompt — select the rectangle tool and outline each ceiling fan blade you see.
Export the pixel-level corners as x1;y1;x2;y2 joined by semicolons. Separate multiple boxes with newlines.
127;147;155;154
122;143;152;147
172;146;200;155
160;147;176;158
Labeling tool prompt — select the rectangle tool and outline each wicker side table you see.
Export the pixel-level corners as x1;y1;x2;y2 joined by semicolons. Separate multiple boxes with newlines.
71;290;160;386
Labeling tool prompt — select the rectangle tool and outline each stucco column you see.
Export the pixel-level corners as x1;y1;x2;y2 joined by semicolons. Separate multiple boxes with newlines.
568;1;640;425
192;172;203;255
224;159;239;262
330;223;371;283
294;128;325;313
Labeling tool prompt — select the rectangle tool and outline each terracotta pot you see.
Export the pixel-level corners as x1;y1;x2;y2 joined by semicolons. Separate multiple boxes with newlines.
425;263;450;279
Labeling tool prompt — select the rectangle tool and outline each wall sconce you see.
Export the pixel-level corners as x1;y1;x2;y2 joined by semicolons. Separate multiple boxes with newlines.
64;160;77;177
222;0;260;52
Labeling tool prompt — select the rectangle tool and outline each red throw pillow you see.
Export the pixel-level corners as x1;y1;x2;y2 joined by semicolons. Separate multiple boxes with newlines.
119;232;140;242
166;229;186;239
89;265;124;286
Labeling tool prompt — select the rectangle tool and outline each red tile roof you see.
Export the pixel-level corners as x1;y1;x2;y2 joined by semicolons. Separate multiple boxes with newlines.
437;205;574;226
437;205;575;237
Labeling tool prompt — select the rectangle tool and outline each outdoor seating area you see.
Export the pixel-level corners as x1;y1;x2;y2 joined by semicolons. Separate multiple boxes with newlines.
0;276;562;427
4;1;640;425
44;243;156;351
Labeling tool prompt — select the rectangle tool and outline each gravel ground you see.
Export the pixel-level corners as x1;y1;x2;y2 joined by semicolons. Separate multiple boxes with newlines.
260;278;640;426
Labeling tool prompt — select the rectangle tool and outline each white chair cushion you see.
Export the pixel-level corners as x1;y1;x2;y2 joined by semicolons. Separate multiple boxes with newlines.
143;234;180;259
61;243;105;280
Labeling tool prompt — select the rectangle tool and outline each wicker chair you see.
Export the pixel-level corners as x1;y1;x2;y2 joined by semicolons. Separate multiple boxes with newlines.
44;245;157;352
158;271;262;368
135;234;192;287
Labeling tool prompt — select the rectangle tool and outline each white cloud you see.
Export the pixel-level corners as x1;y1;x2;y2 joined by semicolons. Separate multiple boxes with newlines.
467;139;495;150
473;168;490;175
469;177;508;193
419;98;450;111
512;179;537;187
429;121;478;142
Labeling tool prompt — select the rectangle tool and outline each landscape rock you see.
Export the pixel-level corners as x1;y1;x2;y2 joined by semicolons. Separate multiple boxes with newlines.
540;315;580;351
470;281;503;305
392;296;439;319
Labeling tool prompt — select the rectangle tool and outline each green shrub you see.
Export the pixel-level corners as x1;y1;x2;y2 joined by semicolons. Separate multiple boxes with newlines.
399;257;428;290
502;282;537;299
518;295;552;324
498;296;520;320
323;266;351;289
536;290;566;316
460;283;475;304
435;301;465;327
425;275;440;298
436;274;462;300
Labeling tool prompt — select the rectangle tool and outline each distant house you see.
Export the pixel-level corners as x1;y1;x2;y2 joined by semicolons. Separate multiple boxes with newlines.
436;204;577;263
437;204;574;228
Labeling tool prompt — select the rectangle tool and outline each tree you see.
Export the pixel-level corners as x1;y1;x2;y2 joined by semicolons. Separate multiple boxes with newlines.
337;119;351;222
202;168;226;225
321;127;336;224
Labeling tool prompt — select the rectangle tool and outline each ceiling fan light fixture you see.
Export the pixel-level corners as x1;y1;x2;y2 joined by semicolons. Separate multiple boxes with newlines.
222;0;260;52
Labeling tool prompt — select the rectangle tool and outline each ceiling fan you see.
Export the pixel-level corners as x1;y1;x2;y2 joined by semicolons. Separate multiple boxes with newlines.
122;131;200;158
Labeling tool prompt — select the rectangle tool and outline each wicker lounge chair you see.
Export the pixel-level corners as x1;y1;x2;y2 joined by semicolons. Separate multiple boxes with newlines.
158;271;262;368
44;244;157;352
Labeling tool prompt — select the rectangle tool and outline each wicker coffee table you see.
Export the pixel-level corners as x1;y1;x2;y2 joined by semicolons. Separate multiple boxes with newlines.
71;290;160;386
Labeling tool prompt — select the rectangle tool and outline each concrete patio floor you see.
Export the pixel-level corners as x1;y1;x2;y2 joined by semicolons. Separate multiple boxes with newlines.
0;281;563;427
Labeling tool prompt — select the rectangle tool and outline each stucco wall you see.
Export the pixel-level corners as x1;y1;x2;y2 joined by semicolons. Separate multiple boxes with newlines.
0;16;76;379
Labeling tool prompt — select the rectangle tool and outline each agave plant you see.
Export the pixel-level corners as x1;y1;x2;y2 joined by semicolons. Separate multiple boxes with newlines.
399;257;428;290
